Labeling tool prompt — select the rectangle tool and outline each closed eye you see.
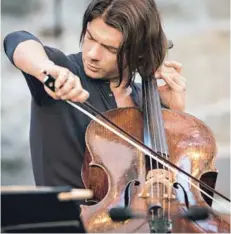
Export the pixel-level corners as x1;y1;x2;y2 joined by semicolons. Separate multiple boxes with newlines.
86;33;94;41
86;29;118;54
105;46;118;54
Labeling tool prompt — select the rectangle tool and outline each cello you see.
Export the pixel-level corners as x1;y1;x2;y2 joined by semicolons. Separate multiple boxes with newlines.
77;76;230;233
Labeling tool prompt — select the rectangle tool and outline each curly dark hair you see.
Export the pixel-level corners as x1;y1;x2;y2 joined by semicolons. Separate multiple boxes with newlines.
80;0;167;86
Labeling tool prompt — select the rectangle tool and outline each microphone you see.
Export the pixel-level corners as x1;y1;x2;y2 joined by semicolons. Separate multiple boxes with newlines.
181;205;210;221
109;207;146;221
109;206;210;222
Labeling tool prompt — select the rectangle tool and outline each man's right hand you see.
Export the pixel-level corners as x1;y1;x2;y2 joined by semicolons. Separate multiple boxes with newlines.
41;63;90;103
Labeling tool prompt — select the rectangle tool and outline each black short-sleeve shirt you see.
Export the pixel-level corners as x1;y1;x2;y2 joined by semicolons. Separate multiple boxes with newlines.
4;31;144;188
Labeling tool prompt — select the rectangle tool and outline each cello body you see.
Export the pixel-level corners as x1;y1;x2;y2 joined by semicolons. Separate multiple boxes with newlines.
80;107;230;233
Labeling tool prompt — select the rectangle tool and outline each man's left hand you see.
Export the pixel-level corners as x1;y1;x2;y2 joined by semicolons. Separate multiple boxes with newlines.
155;60;186;111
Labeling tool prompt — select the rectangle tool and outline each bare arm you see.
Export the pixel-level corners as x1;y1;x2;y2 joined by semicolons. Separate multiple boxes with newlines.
4;31;89;103
13;39;54;83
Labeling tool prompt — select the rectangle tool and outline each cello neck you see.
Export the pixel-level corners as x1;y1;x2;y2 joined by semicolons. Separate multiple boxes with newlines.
142;77;169;155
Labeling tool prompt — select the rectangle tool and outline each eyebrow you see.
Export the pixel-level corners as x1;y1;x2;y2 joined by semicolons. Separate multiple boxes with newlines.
86;29;119;51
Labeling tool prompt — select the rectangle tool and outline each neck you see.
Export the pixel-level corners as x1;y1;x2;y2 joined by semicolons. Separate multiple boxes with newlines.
109;69;130;90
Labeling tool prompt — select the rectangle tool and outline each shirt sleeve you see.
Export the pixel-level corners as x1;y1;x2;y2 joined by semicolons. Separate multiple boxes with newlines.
4;31;41;65
3;31;74;106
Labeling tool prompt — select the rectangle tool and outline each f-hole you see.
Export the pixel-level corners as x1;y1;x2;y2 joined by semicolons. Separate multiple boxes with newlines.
200;171;218;207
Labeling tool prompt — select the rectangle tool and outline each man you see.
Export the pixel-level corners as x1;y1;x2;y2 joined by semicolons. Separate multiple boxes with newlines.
4;0;186;189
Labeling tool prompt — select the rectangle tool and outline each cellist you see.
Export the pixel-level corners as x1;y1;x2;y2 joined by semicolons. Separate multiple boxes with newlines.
4;0;186;195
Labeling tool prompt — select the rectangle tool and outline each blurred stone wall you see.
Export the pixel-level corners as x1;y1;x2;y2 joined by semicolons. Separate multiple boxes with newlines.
1;0;230;207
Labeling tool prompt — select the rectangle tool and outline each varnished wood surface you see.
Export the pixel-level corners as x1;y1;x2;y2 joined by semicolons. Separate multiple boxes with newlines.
81;107;230;233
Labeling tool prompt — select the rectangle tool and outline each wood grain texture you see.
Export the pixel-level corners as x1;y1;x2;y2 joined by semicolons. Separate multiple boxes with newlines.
81;107;230;233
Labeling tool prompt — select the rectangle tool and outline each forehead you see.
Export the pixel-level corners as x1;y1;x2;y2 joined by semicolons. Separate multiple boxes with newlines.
87;17;123;48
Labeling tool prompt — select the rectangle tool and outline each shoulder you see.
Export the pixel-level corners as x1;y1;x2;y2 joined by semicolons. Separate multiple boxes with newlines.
67;52;83;73
68;52;83;66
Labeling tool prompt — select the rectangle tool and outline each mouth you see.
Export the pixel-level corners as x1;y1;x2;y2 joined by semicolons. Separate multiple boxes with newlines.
87;63;100;72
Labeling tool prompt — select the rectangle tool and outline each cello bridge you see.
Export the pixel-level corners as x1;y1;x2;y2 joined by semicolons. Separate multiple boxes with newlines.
139;169;175;200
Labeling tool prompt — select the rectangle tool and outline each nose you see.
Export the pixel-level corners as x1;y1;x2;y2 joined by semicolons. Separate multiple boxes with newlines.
88;44;101;61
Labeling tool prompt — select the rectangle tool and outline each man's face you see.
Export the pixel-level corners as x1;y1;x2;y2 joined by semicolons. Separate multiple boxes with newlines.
82;17;123;80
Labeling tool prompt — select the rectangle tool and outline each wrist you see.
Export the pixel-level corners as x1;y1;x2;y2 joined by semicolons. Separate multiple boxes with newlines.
37;60;55;82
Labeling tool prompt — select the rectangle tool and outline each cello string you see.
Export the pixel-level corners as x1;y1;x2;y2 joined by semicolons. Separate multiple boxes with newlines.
152;78;164;215
144;80;160;219
149;78;163;214
157;79;172;220
147;80;160;204
66;100;230;212
152;78;171;219
143;80;156;208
